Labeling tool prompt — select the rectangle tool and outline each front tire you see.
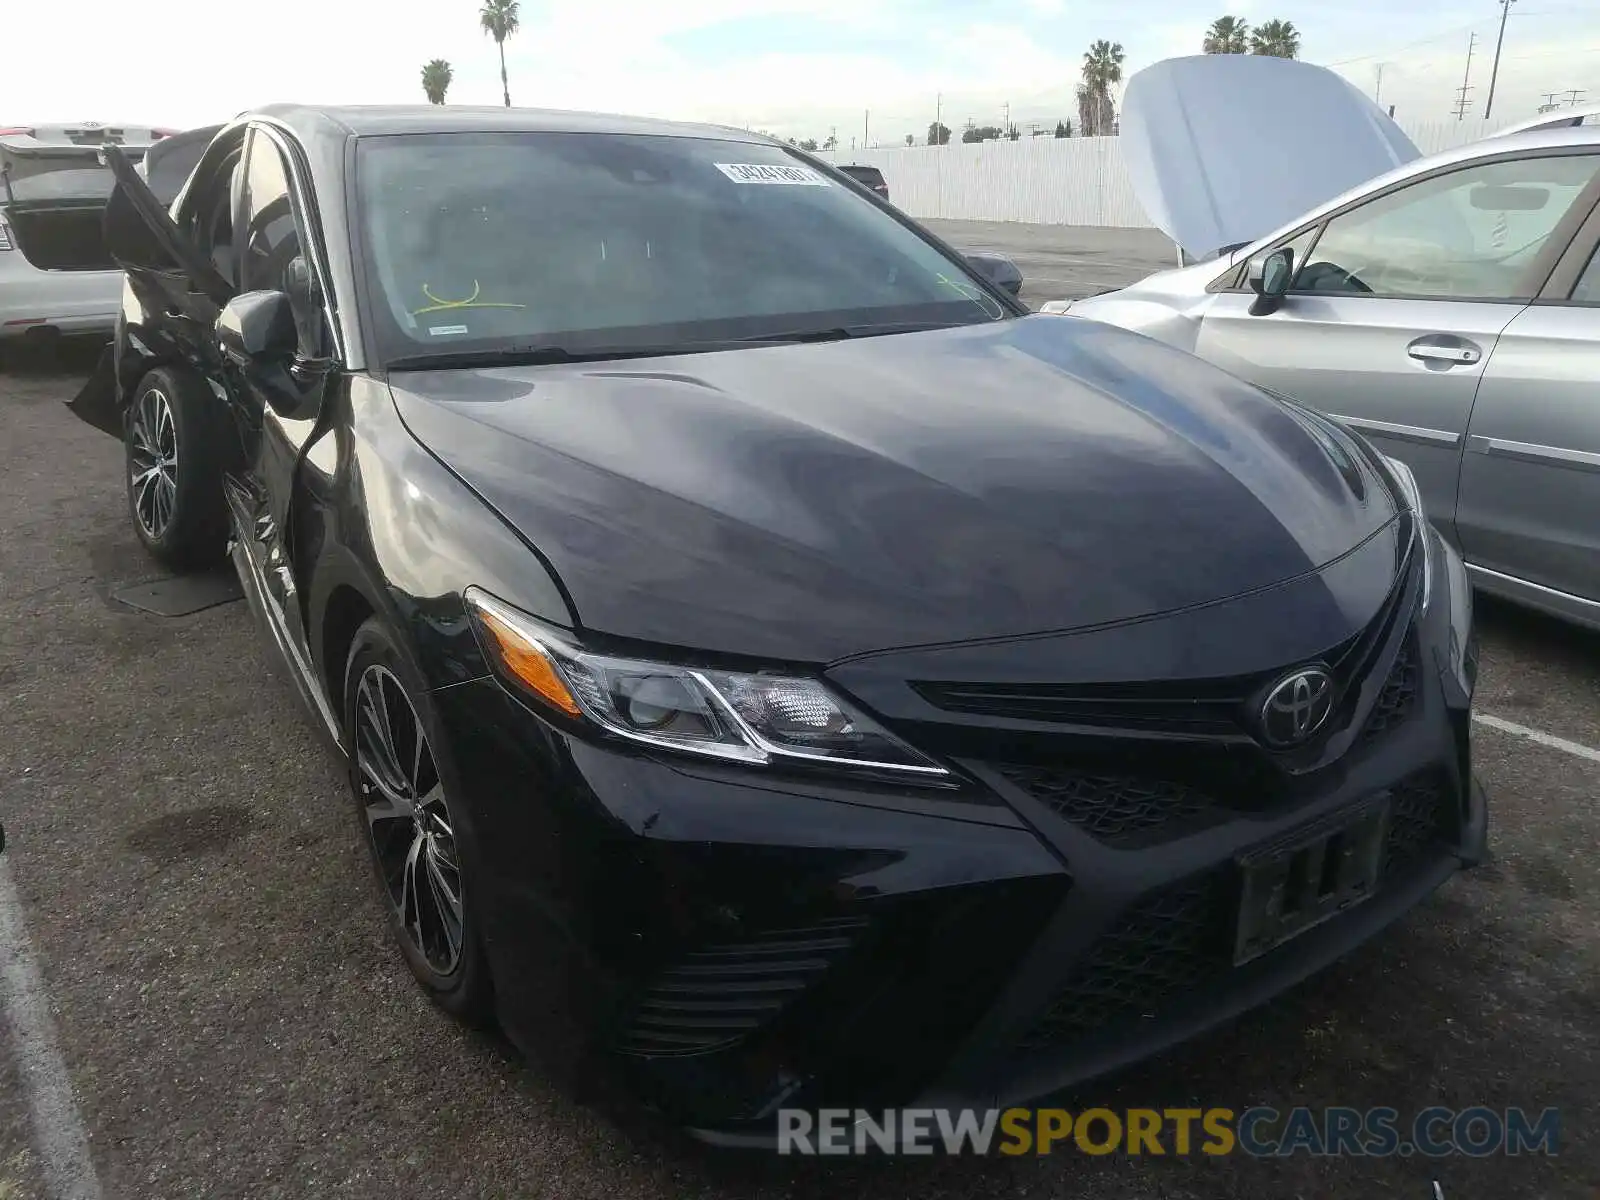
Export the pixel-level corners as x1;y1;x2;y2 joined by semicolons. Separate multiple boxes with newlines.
124;366;229;571
344;616;493;1025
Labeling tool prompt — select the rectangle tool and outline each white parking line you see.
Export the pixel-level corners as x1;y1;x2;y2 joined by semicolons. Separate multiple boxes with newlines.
1474;712;1600;765
0;858;103;1200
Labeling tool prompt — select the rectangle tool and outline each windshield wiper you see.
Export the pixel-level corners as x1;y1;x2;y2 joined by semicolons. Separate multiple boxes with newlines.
385;344;713;372
735;320;976;344
384;322;983;372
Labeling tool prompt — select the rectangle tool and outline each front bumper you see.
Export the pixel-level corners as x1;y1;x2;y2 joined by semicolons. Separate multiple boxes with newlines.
430;534;1481;1142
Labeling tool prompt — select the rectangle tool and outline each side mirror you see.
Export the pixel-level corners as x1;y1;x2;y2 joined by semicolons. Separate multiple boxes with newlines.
217;290;297;365
1247;247;1294;316
964;251;1024;297
216;290;326;420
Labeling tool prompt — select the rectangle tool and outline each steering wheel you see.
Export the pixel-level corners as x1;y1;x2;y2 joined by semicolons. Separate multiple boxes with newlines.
1297;261;1374;294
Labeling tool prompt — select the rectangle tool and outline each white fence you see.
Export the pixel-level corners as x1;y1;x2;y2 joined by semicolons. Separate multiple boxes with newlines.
819;116;1524;229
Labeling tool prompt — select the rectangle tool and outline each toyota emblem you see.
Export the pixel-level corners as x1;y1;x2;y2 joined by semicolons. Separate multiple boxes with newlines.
1258;667;1335;747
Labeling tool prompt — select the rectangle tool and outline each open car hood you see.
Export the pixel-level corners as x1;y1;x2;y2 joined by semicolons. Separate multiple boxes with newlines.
1120;55;1420;260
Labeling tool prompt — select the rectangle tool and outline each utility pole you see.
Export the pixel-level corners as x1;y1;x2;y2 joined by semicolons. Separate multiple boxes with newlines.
1374;62;1388;106
1565;88;1588;107
1484;0;1515;120
863;109;869;150
1002;101;1010;135
1453;33;1477;120
934;92;942;144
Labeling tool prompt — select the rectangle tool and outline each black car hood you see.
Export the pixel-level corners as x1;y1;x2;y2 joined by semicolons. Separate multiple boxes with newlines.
388;316;1396;663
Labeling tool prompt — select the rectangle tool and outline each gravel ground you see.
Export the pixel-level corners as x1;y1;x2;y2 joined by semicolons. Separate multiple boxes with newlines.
0;236;1595;1199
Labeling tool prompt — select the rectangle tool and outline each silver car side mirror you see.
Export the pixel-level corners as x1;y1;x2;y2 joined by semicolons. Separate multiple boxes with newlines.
1248;247;1294;316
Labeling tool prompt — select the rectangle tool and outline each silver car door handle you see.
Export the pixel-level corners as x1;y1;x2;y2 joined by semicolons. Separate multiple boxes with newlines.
1407;341;1480;365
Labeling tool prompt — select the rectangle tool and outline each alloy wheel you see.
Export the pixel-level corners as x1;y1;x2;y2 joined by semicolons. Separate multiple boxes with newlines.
128;387;179;539
353;664;465;975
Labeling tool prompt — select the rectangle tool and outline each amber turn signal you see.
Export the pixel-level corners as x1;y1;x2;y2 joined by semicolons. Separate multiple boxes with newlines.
467;596;583;717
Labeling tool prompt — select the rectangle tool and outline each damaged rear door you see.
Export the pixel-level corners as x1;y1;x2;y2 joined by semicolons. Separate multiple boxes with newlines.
65;129;238;436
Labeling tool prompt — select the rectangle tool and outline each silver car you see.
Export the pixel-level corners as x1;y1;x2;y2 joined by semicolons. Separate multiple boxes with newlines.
1053;57;1600;632
0;123;168;351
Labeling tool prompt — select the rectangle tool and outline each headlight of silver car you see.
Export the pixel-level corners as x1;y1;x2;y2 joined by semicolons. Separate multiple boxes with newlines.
1380;454;1432;613
464;588;949;780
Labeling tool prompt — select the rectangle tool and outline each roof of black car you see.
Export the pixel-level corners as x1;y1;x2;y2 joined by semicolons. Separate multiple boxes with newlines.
252;103;769;144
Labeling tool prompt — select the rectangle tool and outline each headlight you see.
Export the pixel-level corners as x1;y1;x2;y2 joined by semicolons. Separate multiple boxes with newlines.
1380;454;1432;613
464;588;949;780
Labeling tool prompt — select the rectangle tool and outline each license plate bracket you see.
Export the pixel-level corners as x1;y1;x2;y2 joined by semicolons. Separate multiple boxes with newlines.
1233;798;1390;965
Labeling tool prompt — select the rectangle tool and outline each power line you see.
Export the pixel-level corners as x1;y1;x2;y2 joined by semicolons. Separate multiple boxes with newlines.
1325;21;1487;68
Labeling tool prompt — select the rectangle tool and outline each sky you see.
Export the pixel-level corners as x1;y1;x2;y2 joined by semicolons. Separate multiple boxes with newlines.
4;0;1598;148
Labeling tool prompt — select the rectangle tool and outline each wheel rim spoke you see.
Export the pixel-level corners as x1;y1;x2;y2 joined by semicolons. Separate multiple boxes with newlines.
353;663;464;976
130;390;177;538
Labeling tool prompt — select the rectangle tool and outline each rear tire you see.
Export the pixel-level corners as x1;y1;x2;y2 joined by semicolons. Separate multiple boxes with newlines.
124;365;229;572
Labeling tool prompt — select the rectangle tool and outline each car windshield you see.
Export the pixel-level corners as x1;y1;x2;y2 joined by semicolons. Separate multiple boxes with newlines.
353;132;1006;364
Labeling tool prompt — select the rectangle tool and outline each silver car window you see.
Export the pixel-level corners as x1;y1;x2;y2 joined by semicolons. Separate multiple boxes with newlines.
1294;154;1600;301
1573;244;1600;303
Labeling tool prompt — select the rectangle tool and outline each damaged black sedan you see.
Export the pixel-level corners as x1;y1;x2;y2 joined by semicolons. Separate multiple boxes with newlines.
72;104;1485;1143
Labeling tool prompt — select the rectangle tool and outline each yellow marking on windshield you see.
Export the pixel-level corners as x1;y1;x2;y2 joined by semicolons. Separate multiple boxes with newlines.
937;272;1003;318
411;280;528;316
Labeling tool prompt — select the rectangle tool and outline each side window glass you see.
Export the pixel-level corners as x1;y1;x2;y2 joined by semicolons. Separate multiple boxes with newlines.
240;131;324;355
240;136;303;295
1295;154;1600;300
174;143;243;288
1572;245;1600;303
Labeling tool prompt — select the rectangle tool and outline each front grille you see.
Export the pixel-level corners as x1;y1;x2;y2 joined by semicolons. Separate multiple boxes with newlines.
1356;640;1420;750
615;917;866;1058
995;766;1215;844
1019;768;1454;1052
1018;873;1233;1049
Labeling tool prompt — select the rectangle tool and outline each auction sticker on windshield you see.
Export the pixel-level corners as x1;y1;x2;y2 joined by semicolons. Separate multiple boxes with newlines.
714;163;830;186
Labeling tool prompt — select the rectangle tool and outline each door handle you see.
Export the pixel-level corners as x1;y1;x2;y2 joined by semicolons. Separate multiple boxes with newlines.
1407;339;1481;366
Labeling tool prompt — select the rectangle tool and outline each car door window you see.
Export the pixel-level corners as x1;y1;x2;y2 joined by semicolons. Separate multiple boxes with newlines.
240;130;327;356
178;151;242;288
1295;154;1600;301
240;135;303;295
1572;244;1600;303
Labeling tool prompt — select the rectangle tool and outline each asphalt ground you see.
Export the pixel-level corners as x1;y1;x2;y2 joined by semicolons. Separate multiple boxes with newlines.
922;219;1179;307
0;224;1596;1199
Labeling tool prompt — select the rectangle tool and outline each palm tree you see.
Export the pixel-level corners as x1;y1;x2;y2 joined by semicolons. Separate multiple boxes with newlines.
1203;16;1250;54
1250;18;1301;59
479;0;520;107
1080;40;1125;136
421;59;453;105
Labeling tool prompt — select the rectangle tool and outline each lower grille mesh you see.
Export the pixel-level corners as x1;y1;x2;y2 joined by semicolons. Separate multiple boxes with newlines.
1019;770;1453;1052
616;917;866;1058
1017;873;1233;1049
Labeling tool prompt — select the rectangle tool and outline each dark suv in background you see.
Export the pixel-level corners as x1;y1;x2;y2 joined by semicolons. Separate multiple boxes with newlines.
838;163;889;200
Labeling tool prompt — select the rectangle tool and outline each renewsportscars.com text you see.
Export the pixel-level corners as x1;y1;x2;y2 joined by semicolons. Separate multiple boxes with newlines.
777;1106;1561;1157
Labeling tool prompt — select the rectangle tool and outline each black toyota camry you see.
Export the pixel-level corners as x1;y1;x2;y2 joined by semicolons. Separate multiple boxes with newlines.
71;104;1485;1143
